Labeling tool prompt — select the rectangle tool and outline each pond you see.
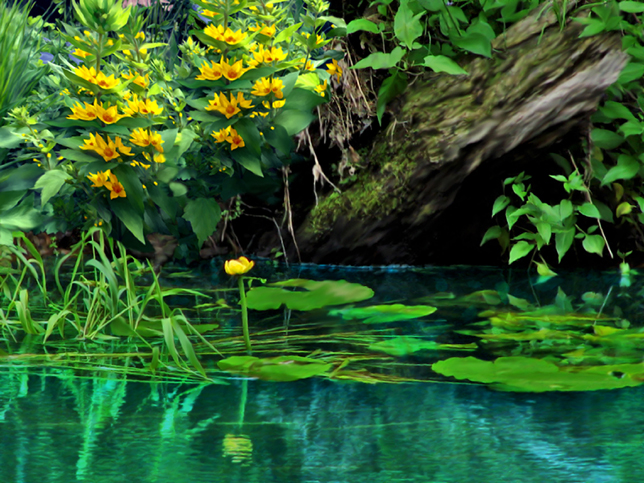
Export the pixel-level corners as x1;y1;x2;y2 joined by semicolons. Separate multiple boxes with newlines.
2;262;644;482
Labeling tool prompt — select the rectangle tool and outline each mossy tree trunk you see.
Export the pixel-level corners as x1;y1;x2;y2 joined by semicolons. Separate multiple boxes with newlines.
294;1;627;266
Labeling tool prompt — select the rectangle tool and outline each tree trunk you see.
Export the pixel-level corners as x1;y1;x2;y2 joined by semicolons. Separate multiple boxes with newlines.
294;1;628;266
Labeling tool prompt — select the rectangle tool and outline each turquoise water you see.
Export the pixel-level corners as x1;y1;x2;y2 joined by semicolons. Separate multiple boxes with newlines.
1;371;643;482
2;264;644;482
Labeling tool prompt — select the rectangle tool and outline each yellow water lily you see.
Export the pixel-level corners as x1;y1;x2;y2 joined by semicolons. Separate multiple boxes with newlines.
219;58;252;81
224;256;254;275
196;60;223;81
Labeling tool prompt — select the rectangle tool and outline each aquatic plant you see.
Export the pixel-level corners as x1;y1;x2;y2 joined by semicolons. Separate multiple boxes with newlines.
224;255;254;353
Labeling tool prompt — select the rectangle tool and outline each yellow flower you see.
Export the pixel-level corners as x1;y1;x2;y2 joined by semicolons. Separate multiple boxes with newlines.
73;48;92;58
67;101;97;121
272;99;285;108
217;92;241;119
300;58;315;71
114;137;135;157
204;24;225;41
249;23;276;37
80;133;122;162
123;49;132;56
251;77;272;97
226;128;244;150
220;58;252;81
87;169;111;188
262;46;287;63
205;93;222;111
314;79;327;97
74;65;97;83
224;256;254;275
196;61;223;81
222;28;246;45
149;131;164;152
153;153;166;163
135;32;145;41
130;128;151;147
212;126;231;143
304;32;324;46
201;9;218;17
95;101;130;124
236;92;254;109
104;172;127;199
133;74;149;89
327;59;342;82
95;71;120;90
138;98;164;116
270;78;284;99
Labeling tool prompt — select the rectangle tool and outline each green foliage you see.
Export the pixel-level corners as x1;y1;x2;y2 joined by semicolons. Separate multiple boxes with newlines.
329;303;436;323
218;355;332;381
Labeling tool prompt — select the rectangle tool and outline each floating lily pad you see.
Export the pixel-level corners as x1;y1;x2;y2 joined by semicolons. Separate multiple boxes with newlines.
245;279;374;311
432;356;644;392
218;355;332;381
368;336;476;356
329;304;436;324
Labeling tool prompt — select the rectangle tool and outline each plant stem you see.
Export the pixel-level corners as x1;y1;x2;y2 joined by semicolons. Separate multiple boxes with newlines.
238;276;251;353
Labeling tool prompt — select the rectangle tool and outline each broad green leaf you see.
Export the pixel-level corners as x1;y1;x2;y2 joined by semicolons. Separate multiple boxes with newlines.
599;101;637;121
492;195;510;217
58;148;98;163
452;32;491;57
423;55;468;75
284;87;327;112
352;47;406;70
619;120;644;137
274;22;302;43
329;304;436;324
555;229;575;262
582;234;605;256
246;279;374;311
0;190;26;212
619;1;644;13
535;261;557;277
618;63;644;84
535;222;552;245
0;194;44;230
111;198;145;243
273;109;316;136
508;241;533;264
577;202;601;219
616;201;633;217
231;149;263;177
480;225;502;246
182;197;222;247
591;128;624;150
33;170;71;207
602;155;640;185
263;124;293;155
394;0;425;48
346;18;381;34
376;70;408;125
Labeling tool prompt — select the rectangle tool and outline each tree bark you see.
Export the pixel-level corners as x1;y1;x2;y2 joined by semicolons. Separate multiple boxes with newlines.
294;1;628;266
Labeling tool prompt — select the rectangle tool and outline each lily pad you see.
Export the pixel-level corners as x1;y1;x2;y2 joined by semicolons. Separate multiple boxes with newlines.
330;304;437;324
432;356;644;392
218;355;332;381
245;279;374;311
368;336;476;356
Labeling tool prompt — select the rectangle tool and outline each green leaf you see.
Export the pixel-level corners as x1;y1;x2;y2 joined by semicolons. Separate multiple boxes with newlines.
182;197;222;247
346;18;381;34
535;222;552;245
376;71;408;125
618;63;644;84
218;355;332;382
599;101;637;121
491;195;510;217
263;124;293;155
394;0;425;48
0;194;43;231
619;1;644;13
231;149;263;177
508;241;533;264
480;225;502;246
246;279;374;311
452;32;491;57
423;55;468;75
273;109;316;136
602;155;640;185
582;234;605;256
616;201;633;217
284;87;327;112
329;304;437;324
33;170;71;207
368;337;461;356
577;202;601;219
591;128;624;150
58;148;99;163
555;229;575;263
274;22;303;43
111;198;145;243
352;47;406;70
0;190;26;212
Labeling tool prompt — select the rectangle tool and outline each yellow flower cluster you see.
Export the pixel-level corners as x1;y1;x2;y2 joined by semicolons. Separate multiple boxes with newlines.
196;58;252;81
67;99;130;124
74;66;120;90
251;77;284;98
122;70;150;89
204;24;247;45
80;133;134;162
205;92;254;119
123;94;164;116
247;45;287;67
87;170;127;199
129;128;165;152
248;23;276;37
211;126;245;150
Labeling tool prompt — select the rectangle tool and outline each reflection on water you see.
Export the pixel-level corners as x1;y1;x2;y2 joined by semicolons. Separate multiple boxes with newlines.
1;370;644;483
